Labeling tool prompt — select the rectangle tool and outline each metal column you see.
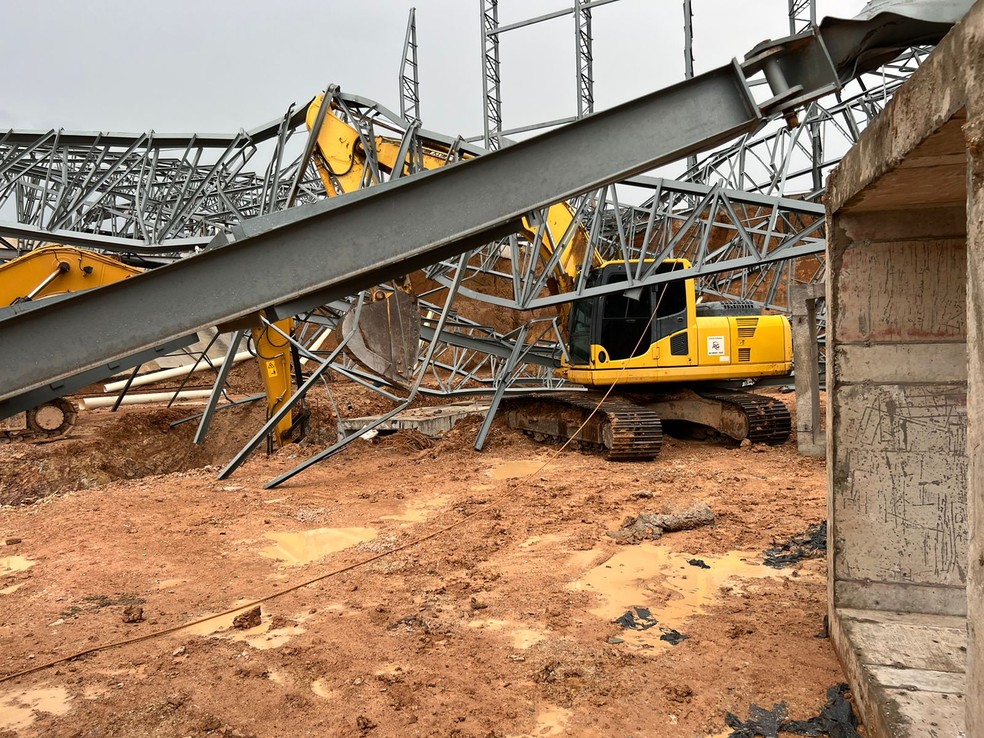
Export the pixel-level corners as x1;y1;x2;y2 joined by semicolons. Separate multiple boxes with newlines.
574;0;594;118
400;8;421;123
480;0;503;149
788;0;816;35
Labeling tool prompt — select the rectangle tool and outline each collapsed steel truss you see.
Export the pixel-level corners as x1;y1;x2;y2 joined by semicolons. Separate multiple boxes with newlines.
0;0;938;483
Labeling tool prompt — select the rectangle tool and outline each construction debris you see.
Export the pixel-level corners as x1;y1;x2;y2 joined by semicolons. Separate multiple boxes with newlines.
121;605;144;624
613;609;689;646
614;608;659;631
659;627;688;646
232;606;262;630
607;501;715;544
724;684;859;738
763;522;827;569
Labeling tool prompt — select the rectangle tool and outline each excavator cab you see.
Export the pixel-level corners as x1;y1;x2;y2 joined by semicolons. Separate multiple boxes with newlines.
563;259;695;383
560;258;793;387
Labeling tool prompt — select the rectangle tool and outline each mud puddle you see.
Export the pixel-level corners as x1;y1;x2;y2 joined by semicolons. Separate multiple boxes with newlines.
0;555;34;577
0;686;72;732
183;602;312;650
259;527;377;565
572;545;782;650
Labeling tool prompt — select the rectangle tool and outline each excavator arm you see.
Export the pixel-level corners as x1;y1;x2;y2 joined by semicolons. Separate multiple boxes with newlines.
306;94;595;295
0;245;142;306
0;246;298;446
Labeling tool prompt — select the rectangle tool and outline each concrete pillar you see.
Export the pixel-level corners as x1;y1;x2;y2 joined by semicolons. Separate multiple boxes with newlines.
965;112;984;738
791;283;824;457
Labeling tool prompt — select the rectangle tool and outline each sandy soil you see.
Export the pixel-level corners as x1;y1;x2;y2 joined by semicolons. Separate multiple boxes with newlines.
0;387;846;738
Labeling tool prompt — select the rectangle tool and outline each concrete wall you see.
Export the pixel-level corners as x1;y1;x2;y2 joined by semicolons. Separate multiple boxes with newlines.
823;2;984;731
828;213;968;617
965;96;984;738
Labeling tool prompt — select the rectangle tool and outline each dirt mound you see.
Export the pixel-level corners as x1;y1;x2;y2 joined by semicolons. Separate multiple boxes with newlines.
0;403;265;506
437;412;533;454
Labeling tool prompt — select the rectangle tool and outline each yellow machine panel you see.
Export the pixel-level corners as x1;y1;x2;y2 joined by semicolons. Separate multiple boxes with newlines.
0;244;141;305
252;318;297;445
558;259;793;386
0;246;299;447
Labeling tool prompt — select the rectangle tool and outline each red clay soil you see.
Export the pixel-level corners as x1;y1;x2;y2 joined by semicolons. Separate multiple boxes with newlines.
0;387;851;738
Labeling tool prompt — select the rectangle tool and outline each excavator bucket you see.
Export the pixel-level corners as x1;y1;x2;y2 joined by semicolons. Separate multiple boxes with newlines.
342;290;420;388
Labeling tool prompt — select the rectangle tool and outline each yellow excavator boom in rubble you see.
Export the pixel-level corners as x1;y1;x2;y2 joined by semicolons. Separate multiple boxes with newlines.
306;94;596;294
0;245;296;445
0;244;142;305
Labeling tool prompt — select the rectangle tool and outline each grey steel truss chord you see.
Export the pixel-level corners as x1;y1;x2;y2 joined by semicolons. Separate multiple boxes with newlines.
193;330;244;445
684;0;696;171
789;0;817;35
400;8;421;123
474;323;528;451
481;0;503;149
575;0;594;118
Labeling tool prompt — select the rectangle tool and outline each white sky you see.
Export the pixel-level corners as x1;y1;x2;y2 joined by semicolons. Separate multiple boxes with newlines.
2;1;865;138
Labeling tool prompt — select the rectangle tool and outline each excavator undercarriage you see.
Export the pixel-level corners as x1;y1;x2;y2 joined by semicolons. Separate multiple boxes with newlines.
505;388;791;461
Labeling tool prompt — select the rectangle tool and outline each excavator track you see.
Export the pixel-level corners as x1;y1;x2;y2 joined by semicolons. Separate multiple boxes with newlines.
505;393;663;461
641;388;791;446
0;398;78;443
695;389;791;445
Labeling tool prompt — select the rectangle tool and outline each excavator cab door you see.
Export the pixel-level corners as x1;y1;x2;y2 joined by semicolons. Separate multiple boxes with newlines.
567;298;595;366
597;282;654;361
648;279;692;367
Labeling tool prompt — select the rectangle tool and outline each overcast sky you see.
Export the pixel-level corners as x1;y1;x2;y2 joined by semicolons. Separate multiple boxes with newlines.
3;1;865;139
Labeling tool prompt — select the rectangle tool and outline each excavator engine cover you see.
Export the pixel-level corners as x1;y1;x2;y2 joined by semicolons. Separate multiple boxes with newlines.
342;290;420;388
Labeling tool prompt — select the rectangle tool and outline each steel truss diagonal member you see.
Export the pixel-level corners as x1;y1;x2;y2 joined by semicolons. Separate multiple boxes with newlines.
0;58;799;404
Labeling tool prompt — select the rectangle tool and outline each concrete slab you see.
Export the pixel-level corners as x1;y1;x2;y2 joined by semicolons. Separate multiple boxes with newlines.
337;401;490;440
831;609;968;737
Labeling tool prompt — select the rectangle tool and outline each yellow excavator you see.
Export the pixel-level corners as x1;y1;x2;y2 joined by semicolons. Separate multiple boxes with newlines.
0;245;297;443
511;258;792;459
308;93;793;459
0;246;143;440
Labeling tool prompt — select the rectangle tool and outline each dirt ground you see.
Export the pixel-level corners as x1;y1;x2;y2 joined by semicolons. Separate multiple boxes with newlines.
0;386;847;738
